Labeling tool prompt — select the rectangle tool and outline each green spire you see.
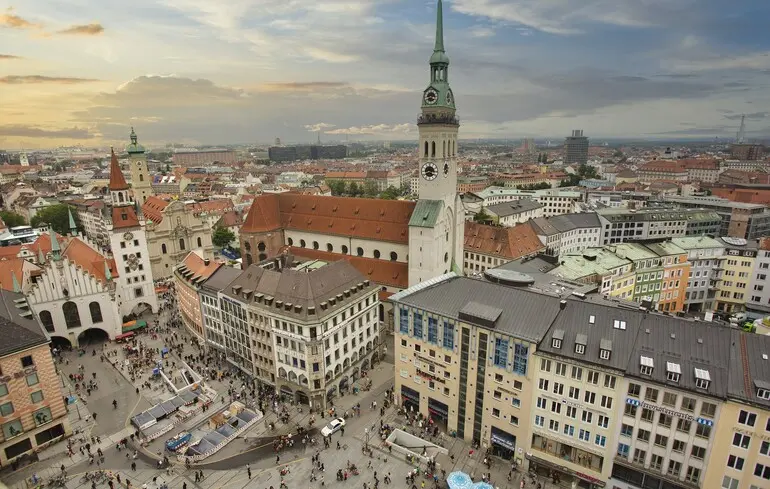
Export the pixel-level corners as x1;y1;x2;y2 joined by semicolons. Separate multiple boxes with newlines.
104;261;112;281
38;247;45;264
67;207;77;236
130;127;137;145
434;0;444;53
50;230;61;260
11;272;21;293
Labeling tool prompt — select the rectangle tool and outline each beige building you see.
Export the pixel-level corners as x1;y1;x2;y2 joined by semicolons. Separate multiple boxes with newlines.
715;238;757;314
173;251;221;343
0;291;72;467
703;330;770;489
142;196;215;280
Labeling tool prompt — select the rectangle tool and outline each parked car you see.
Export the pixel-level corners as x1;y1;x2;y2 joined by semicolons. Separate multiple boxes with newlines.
320;417;346;437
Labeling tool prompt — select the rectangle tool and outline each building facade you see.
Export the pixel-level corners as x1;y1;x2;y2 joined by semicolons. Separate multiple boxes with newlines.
715;238;758;314
565;130;589;166
174;251;221;342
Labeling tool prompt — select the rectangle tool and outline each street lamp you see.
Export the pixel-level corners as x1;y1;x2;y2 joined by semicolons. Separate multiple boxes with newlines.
364;428;369;448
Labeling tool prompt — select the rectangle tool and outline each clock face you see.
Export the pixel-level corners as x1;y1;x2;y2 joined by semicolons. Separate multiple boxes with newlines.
446;90;453;105
443;163;450;177
123;232;134;241
424;89;438;105
421;163;438;181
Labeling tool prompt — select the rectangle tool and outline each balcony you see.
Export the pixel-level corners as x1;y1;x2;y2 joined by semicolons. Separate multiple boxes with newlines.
417;113;459;126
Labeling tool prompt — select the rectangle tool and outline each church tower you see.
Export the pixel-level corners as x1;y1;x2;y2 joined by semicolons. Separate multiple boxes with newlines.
408;0;464;286
107;147;158;317
126;127;153;206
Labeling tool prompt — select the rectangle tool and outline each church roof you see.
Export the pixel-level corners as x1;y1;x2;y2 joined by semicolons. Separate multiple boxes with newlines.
464;221;545;260
0;258;28;292
141;196;171;224
108;148;129;191
408;200;442;228
242;194;415;244
286;247;408;289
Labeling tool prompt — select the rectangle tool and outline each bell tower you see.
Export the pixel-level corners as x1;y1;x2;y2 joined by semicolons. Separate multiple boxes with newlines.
126;127;153;206
408;0;464;286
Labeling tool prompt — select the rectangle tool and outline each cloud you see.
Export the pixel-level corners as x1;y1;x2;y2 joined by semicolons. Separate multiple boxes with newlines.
326;123;414;135
58;23;104;36
0;125;95;139
0;11;40;29
257;82;350;92
670;51;770;72
725;112;768;121
0;54;22;59
304;123;336;132
469;26;495;38
0;75;100;84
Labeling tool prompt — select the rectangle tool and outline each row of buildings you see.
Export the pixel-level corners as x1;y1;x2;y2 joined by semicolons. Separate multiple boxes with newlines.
393;268;770;489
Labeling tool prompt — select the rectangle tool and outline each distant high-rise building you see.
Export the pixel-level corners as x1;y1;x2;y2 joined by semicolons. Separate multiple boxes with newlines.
520;137;536;154
736;114;746;143
564;129;589;166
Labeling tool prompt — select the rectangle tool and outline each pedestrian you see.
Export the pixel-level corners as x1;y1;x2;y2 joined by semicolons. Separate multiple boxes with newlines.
341;426;345;436
248;464;252;479
131;462;136;471
276;455;280;464
182;483;186;489
320;475;325;486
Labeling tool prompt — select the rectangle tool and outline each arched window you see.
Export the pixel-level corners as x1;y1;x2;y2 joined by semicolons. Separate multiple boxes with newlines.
246;253;253;266
39;311;54;333
161;243;167;254
373;249;381;259
244;242;251;251
258;242;266;252
313;241;319;250
287;238;293;246
342;245;348;254
197;237;202;247
139;174;144;182
390;252;398;261
357;247;364;257
300;239;306;248
89;302;103;324
444;252;449;263
118;193;124;203
259;253;267;261
431;141;436;158
327;243;333;252
62;301;81;329
424;141;429;157
179;238;186;250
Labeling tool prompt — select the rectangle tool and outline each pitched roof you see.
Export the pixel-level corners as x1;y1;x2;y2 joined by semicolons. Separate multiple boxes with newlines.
487;199;542;218
286;247;408;288
0;258;28;292
108;148;129;191
141;196;171;224
187;199;235;216
408;200;442;228
216;210;243;229
463;221;545;259
176;251;221;285
242;194;415;244
112;205;140;230
728;330;770;409
0;290;47;357
62;237;118;284
200;265;243;294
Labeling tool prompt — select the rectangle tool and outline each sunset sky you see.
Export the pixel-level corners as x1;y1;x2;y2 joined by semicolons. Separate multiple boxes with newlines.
1;0;769;148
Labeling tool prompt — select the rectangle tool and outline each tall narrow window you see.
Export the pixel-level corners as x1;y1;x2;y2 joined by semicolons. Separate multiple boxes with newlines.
62;302;81;329
179;238;186;251
431;141;436;158
39;311;54;332
424;141;429;157
89;302;103;324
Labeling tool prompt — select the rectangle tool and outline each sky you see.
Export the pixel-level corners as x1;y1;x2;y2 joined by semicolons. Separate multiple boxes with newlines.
1;0;770;148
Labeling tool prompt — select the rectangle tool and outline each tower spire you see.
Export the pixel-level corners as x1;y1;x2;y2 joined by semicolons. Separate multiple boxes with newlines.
67;206;77;236
434;0;444;53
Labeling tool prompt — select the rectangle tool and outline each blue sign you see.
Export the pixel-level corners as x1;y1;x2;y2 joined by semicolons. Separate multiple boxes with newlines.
220;248;239;260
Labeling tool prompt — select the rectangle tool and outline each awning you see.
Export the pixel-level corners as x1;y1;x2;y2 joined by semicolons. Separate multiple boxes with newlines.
115;332;135;341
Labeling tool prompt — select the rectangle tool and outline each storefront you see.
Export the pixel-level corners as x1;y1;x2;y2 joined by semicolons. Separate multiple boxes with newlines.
526;453;605;489
428;398;449;427
490;426;516;460
401;385;420;413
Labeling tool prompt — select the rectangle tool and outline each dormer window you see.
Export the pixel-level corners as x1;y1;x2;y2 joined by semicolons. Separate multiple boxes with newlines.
694;368;711;390
575;344;585;354
575;334;587;355
600;349;610;360
640;356;654;376
589;315;595;324
551;329;565;350
613;319;627;330
552;338;562;349
666;362;681;383
758;389;770;400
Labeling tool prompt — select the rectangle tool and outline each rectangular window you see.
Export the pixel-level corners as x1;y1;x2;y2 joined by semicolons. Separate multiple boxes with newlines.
399;308;409;334
739;410;757;427
30;390;44;403
578;429;591;442
413;312;423;339
0;402;14;416
494;337;509;368
513;344;528;375
443;322;454;349
427;317;438;344
727;455;744;470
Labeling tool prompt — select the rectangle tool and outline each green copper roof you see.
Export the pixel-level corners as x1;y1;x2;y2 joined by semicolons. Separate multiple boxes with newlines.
67;206;77;233
126;127;146;154
50;230;61;260
430;0;449;64
11;273;20;293
409;200;443;228
104;261;112;281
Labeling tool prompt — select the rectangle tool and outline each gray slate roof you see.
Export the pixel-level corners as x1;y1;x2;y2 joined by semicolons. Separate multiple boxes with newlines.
727;329;770;409
393;276;564;343
487;199;542;218
538;298;645;371
200;266;243;294
530;212;601;236
0;290;48;357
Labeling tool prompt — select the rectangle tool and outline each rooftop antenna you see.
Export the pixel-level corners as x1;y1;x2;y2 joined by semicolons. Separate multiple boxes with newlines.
736;114;746;143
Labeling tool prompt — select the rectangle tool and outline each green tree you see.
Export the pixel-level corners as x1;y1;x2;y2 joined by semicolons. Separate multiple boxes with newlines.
348;181;361;197
473;207;493;224
212;227;236;248
363;181;378;198
31;204;80;235
379;186;401;200
328;180;347;196
0;211;26;228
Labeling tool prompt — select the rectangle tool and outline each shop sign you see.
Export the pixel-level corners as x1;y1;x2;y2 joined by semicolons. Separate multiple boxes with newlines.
417;368;446;384
491;433;515;450
626;398;694;421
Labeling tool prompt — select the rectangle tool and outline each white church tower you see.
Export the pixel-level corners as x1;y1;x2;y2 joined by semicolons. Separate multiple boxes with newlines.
408;0;464;286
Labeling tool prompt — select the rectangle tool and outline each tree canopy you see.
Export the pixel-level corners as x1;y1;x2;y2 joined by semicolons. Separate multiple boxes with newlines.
212;227;236;248
31;205;80;235
0;211;26;228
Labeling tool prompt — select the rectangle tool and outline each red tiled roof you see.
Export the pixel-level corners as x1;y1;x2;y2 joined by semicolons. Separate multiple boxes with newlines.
0;258;25;291
242;194;415;244
108;148;129;191
187;199;234;216
464;221;545;260
286;247;408;288
680;158;719;170
217;210;243;228
62;238;118;284
178;251;221;282
141;196;170;224
325;172;367;179
112;205;140;230
638;160;687;173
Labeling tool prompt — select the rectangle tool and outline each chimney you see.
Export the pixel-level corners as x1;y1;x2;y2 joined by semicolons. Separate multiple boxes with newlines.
204;258;210;266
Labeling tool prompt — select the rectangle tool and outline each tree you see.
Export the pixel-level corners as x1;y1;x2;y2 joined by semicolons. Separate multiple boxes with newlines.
348;181;361;197
31;205;80;235
379;186;401;200
363;181;378;198
0;211;26;228
473;207;493;224
328;180;347;196
212;227;236;248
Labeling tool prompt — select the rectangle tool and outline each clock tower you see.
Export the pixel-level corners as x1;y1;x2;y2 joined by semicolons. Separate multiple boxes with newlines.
126;127;153;206
408;0;464;286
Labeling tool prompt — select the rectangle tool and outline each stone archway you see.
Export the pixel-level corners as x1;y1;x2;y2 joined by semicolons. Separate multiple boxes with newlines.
132;301;155;316
343;358;350;369
77;327;109;347
334;364;342;376
278;367;288;380
288;371;298;383
49;336;72;350
360;357;370;372
298;374;308;386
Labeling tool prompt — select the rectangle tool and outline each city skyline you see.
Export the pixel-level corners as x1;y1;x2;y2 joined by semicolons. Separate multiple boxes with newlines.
1;0;769;148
